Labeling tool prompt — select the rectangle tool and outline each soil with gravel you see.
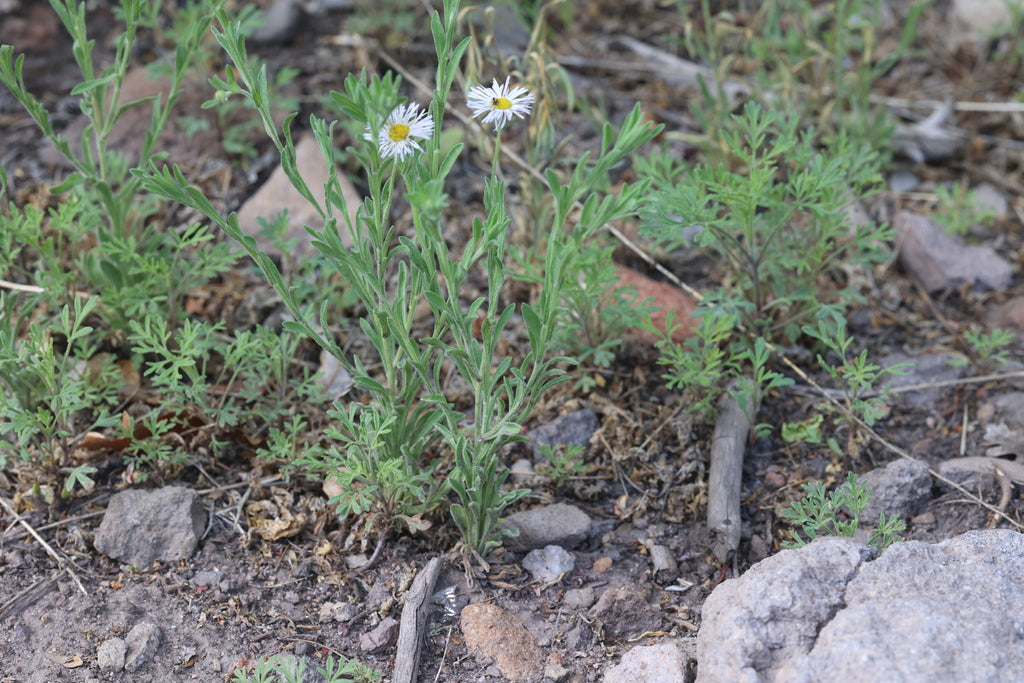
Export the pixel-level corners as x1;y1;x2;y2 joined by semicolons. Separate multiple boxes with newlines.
3;1;1024;681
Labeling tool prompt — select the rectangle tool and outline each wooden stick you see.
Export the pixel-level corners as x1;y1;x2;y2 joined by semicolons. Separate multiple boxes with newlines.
392;556;443;683
707;385;754;564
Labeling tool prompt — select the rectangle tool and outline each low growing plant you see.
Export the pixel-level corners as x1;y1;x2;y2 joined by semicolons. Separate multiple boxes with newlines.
949;325;1015;372
780;471;905;551
0;294;120;500
136;0;661;561
516;238;655;392
535;443;587;487
0;0;238;334
802;311;909;458
126;316;325;478
232;653;380;683
639;101;892;425
933;181;998;236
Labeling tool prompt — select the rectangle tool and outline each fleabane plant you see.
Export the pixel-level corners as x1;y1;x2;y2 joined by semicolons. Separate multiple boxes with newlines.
137;0;660;562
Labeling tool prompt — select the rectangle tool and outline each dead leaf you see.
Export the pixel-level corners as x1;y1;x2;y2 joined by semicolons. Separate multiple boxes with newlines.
246;488;307;540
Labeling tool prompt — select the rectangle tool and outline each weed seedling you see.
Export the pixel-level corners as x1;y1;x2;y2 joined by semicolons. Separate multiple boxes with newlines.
780;471;905;551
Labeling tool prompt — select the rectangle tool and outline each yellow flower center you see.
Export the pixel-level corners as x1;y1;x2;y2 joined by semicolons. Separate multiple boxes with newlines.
491;97;512;110
387;123;410;142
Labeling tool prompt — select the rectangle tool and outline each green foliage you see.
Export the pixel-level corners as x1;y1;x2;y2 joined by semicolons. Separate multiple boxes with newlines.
949;326;1015;371
535;443;587;487
782;413;827;447
517;239;656;391
802;311;909;457
933;181;998;236
642;101;891;342
201;62;301;163
0;1;238;336
780;471;906;551
347;0;419;48
0;0;218;237
126;316;324;476
232;654;381;683
136;0;661;560
640;101;895;427
0;294;120;497
678;0;925;154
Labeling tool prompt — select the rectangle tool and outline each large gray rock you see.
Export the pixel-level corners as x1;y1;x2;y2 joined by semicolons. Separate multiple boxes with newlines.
501;503;591;552
94;486;207;567
895;210;1012;293
697;530;1024;682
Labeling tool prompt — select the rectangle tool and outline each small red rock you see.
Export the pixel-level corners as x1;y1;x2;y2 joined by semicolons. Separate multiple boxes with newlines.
764;471;787;490
613;265;700;345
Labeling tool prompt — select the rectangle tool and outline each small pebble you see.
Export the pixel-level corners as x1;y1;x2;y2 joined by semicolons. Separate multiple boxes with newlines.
764;471;787;490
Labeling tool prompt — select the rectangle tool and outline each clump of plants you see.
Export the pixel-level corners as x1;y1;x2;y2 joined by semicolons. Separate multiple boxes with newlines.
137;0;661;563
638;101;894;424
780;471;906;551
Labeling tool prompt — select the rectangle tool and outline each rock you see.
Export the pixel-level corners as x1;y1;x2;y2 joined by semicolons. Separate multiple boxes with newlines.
319;601;358;623
528;408;600;460
510;458;540;485
39;66;225;171
314;349;353;400
698;531;1024;681
881;351;967;408
987;392;1024;426
522;545;575;583
895;210;1013;293
564;587;596;610
972;182;1009;221
501;503;591;552
124;622;161;672
950;0;1024;41
604;641;689;683
888;170;919;194
192;569;222;587
546;663;571;681
986;298;1024;342
855;458;932;523
94;487;207;567
698;537;871;680
614;265;699;345
249;0;301;45
587;583;663;640
461;602;545;681
96;638;127;671
237;134;361;261
359;616;399;653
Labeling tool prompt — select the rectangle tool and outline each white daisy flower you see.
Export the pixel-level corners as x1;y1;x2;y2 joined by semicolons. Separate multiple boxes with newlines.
364;102;434;161
466;77;535;131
